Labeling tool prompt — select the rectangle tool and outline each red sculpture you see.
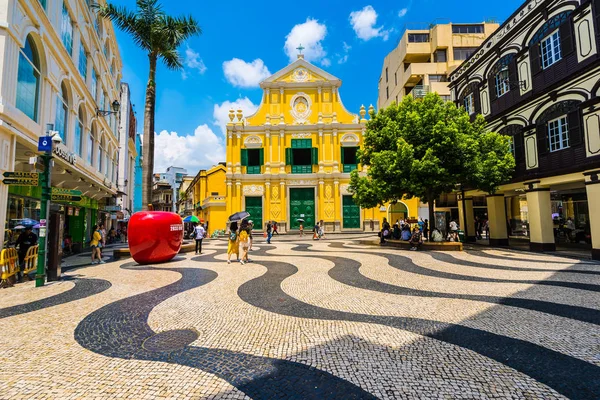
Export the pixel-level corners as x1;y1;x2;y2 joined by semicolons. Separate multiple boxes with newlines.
128;211;184;264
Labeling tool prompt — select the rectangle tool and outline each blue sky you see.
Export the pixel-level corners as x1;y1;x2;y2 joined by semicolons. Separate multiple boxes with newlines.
111;0;524;174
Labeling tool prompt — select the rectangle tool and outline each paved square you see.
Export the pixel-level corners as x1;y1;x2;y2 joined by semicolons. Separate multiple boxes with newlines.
1;237;599;399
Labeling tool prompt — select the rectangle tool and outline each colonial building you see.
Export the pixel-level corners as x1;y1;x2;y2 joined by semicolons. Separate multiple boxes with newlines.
116;83;137;222
225;55;418;232
186;164;227;235
0;0;124;250
449;0;600;259
378;22;499;109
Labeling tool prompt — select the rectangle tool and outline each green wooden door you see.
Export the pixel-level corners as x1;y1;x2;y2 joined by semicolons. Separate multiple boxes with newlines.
343;195;361;229
245;197;263;230
289;188;315;230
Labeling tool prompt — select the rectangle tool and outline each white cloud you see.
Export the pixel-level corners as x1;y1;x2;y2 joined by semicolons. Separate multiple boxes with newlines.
349;5;391;41
398;8;408;17
223;58;271;88
321;58;331;67
284;18;329;65
182;47;207;79
213;97;258;135
337;42;352;64
154;125;225;173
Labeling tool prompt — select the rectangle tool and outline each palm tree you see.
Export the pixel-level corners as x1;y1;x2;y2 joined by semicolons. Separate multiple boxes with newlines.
94;0;201;211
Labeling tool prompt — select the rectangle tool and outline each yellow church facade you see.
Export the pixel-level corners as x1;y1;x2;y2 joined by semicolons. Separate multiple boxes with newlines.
224;56;420;233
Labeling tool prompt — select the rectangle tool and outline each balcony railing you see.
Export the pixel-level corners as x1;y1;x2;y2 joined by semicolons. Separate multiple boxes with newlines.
413;85;430;98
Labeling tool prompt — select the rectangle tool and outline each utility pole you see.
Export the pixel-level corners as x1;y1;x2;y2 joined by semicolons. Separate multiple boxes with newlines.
36;124;54;287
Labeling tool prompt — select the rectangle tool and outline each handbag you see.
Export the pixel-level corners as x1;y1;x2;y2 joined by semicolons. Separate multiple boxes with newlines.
263;232;267;238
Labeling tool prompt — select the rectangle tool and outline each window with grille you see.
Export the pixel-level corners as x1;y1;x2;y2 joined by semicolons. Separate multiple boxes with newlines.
408;34;429;43
548;116;569;152
495;67;510;98
433;49;447;62
453;47;478;60
464;93;474;115
541;30;562;69
429;74;447;82
452;25;484;34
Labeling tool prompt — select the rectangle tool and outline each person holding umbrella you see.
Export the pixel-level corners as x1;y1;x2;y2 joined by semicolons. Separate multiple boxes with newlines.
15;226;37;282
226;221;239;264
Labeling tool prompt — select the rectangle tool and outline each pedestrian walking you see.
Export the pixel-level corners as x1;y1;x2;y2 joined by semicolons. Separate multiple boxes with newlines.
299;222;304;237
15;226;37;282
90;225;104;265
248;220;254;251
266;220;273;244
273;222;279;235
193;222;206;254
227;221;239;264
239;222;250;265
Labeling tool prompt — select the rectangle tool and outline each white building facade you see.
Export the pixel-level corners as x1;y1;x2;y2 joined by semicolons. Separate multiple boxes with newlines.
116;82;137;222
0;0;124;250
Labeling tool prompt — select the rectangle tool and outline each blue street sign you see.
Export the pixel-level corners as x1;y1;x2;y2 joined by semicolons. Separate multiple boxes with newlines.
38;136;52;152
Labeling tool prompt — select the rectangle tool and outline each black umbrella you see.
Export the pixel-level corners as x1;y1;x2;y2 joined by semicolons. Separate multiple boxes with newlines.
228;211;250;223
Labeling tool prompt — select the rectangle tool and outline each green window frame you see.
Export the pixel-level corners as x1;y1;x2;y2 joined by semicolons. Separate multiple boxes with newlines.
241;148;264;174
341;146;359;173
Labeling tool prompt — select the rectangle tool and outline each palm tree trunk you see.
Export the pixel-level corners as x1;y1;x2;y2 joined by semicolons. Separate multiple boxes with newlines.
142;54;157;211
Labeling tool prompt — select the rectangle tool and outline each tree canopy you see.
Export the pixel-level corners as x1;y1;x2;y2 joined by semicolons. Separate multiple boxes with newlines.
95;0;201;210
349;93;515;219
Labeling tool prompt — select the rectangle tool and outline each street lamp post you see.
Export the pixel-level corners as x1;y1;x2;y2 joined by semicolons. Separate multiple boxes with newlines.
36;124;62;287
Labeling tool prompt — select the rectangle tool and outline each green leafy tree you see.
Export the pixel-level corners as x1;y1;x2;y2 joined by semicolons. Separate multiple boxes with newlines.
350;93;515;221
95;0;201;211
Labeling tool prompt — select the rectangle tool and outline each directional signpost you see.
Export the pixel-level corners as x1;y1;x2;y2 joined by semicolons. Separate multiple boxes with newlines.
1;172;39;186
50;188;82;203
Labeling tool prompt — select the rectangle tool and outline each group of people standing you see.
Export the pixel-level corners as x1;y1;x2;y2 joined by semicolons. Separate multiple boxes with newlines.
227;220;254;264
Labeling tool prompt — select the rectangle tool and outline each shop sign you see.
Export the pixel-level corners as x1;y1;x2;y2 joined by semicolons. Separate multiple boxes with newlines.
52;144;76;165
67;207;73;216
38;137;52;152
74;208;80;216
1;171;39;186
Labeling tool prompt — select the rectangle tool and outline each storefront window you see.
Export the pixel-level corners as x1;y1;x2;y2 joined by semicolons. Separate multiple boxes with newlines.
551;191;590;244
5;195;41;246
506;194;529;238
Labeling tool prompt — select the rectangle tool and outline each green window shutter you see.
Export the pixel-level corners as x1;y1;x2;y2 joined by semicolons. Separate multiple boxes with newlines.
285;148;293;165
341;147;345;164
311;147;319;165
259;148;264;165
241;149;248;166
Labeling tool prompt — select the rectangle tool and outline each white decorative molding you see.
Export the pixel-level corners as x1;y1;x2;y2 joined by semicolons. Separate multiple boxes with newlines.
341;133;360;147
292;132;312;138
290;92;312;124
244;135;263;148
292;67;310;82
340;184;350;195
243;185;264;196
287;180;318;186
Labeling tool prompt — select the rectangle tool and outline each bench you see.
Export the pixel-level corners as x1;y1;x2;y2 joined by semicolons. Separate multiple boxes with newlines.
113;242;198;260
384;239;463;251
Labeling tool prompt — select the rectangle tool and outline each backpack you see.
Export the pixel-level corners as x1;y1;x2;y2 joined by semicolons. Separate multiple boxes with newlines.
229;231;237;241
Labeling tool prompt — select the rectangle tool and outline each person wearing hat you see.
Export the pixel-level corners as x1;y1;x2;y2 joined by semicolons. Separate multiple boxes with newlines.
15;226;38;282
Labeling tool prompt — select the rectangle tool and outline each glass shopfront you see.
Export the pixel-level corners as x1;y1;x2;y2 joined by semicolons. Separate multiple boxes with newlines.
551;190;591;245
506;194;529;238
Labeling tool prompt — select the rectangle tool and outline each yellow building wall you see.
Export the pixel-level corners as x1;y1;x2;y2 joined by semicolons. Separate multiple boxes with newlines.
188;165;227;235
224;57;421;233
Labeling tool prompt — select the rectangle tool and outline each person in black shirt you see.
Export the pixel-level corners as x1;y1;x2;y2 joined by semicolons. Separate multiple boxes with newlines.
15;226;38;282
